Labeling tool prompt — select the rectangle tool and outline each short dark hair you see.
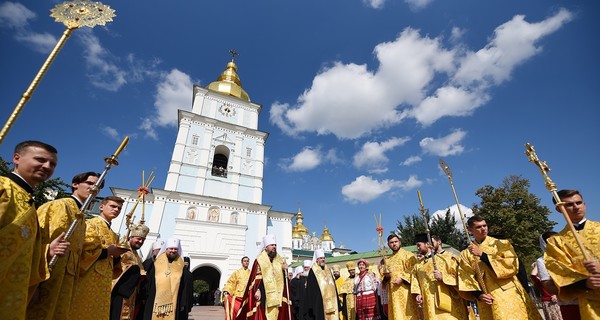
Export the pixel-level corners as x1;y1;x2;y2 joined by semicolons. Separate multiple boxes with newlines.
15;140;57;154
541;231;557;243
387;233;400;242
431;235;441;242
71;172;103;192
467;215;485;228
553;190;581;204
101;195;124;205
241;256;249;262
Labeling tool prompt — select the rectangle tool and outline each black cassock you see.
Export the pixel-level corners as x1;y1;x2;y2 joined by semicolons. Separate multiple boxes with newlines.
301;269;340;320
110;265;145;320
141;262;193;320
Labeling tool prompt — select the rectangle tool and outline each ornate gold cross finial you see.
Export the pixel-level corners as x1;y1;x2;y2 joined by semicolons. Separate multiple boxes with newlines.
229;49;239;62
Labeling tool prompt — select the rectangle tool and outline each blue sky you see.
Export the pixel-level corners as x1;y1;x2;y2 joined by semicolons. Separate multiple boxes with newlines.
1;0;598;252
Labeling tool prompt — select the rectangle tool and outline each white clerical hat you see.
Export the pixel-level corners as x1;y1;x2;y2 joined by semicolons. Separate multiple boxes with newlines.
262;234;277;248
294;265;303;277
303;260;312;268
158;238;182;257
152;240;164;250
312;249;325;264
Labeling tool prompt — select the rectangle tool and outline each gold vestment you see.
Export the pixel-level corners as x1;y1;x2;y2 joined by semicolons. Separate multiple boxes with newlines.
112;249;145;320
69;216;120;319
411;252;467;320
311;263;339;320
28;197;86;320
336;276;355;320
223;267;251;299
458;236;541;320
387;248;419;320
545;220;600;319
0;176;47;320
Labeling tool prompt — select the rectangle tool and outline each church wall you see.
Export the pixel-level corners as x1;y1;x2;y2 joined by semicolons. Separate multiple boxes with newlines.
244;212;267;258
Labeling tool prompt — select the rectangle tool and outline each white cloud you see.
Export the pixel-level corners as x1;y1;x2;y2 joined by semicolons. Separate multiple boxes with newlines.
404;0;434;11
401;155;422;166
77;29;127;91
271;10;572;139
342;174;422;203
431;204;473;231
420;129;466;156
0;2;56;53
139;69;193;139
454;8;573;87
353;137;410;171
283;147;322;172
325;148;343;165
101;126;120;140
363;0;386;9
0;2;35;28
450;27;465;43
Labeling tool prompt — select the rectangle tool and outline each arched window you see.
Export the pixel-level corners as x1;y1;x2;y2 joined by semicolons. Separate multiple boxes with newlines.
211;145;230;177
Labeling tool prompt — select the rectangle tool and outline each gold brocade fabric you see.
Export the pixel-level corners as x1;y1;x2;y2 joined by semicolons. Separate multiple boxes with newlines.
112;250;145;320
410;253;467;320
458;236;541;320
223;267;251;299
336;276;355;320
545;221;600;319
28;197;86;320
311;263;339;319
152;254;184;320
0;177;47;320
387;249;419;320
256;251;285;309
69;217;120;319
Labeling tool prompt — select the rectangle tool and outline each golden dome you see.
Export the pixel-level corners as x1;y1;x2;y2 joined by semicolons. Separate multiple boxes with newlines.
206;60;250;102
292;225;301;239
320;226;334;241
295;209;309;236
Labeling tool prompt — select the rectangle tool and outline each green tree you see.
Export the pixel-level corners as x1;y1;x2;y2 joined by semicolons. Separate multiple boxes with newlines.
396;214;427;246
430;208;469;250
0;156;70;207
396;209;468;250
472;175;556;270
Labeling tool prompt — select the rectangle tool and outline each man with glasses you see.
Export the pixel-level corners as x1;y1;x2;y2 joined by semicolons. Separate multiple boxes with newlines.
545;190;600;319
28;172;103;319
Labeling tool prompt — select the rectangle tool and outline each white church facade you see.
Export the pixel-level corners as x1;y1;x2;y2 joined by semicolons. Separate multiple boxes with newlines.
109;58;297;292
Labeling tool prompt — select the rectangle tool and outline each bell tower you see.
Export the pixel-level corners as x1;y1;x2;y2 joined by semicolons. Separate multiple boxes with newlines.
164;53;268;204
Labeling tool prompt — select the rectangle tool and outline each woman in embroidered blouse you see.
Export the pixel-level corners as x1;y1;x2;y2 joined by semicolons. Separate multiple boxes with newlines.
354;259;381;320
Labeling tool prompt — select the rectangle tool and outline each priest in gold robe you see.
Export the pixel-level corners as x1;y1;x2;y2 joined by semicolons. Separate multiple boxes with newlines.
236;234;291;320
27;172;101;320
303;249;339;320
142;238;193;320
70;196;128;319
0;141;68;320
458;215;541;320
386;233;419;320
110;221;150;320
410;233;467;320
223;256;251;320
545;189;600;319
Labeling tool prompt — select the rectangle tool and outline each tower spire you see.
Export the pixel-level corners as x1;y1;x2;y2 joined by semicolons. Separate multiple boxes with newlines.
206;50;250;102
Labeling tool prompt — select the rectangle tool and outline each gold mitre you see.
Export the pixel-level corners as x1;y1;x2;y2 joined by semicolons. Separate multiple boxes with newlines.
130;221;150;238
346;261;356;270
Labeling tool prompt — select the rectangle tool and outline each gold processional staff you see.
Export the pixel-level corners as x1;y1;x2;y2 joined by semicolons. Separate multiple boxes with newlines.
438;159;488;294
49;136;128;270
416;190;452;311
525;143;594;261
0;0;116;143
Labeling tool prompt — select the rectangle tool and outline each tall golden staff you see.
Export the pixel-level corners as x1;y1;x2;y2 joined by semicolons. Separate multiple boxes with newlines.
118;170;155;249
48;136;128;270
438;159;488;294
0;0;116;143
525;143;593;261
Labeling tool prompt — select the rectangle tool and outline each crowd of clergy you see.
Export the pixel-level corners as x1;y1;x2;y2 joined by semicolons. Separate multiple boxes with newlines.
2;140;599;320
0;141;192;320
